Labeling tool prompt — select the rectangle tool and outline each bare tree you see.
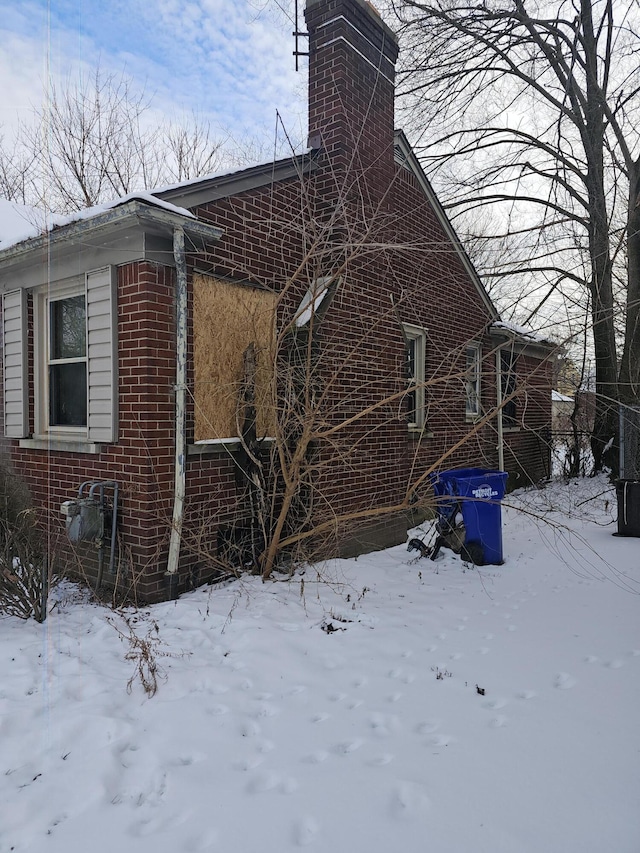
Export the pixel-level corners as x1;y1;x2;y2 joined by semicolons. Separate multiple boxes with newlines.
182;154;554;581
0;67;230;213
390;0;640;473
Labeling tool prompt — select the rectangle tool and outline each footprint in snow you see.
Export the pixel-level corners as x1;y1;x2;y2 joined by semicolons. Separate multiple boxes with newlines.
516;690;536;700
239;720;261;738
205;704;229;717
490;715;509;728
554;672;577;689
427;733;452;747
415;720;440;735
303;750;328;765
334;738;364;755
484;698;508;710
184;829;219;851
293;816;320;847
278;776;298;795
368;753;394;766
605;660;624;669
246;771;280;794
369;712;400;737
311;712;330;723
234;755;263;772
390;781;431;820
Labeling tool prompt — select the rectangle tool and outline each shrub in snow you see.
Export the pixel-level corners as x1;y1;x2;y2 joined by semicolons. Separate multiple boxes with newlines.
0;463;52;622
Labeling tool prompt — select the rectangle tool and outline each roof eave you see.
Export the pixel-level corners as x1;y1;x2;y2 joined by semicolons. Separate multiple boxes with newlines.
0;200;223;270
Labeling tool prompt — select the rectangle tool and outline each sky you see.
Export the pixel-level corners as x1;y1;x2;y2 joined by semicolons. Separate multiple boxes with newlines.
0;0;310;152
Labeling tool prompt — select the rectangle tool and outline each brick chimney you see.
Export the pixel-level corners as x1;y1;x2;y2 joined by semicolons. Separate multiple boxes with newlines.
304;0;399;189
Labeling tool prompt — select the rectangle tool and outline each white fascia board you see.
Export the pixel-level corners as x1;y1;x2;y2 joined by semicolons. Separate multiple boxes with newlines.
0;200;223;274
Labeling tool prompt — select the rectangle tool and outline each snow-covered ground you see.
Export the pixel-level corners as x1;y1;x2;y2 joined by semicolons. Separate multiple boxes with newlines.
1;476;638;853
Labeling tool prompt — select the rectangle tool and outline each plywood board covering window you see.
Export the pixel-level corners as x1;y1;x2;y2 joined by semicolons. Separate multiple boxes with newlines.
193;274;277;441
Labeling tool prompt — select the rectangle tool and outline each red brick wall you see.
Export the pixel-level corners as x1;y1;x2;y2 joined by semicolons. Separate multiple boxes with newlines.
502;352;553;486
4;261;179;601
0;0;554;598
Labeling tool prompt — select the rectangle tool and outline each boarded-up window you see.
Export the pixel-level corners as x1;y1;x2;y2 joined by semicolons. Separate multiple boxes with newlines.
193;275;277;441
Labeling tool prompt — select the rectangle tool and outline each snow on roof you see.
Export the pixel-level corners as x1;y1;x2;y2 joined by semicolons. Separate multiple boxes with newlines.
491;319;556;347
0;192;196;254
552;390;573;402
0;199;47;249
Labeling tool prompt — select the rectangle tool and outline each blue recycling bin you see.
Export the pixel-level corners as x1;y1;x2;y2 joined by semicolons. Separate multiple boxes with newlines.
431;468;508;565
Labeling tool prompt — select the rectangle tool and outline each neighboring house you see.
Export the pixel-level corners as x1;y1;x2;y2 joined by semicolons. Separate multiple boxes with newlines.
552;390;575;433
0;0;554;601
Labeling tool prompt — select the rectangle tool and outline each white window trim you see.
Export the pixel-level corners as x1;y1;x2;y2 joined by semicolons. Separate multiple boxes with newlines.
293;275;333;327
33;278;87;440
30;266;117;446
465;343;482;420
403;323;427;431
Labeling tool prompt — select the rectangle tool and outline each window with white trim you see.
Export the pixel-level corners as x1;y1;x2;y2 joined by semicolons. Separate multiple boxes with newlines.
403;324;427;429
48;294;87;427
465;344;481;418
500;350;518;428
2;266;118;445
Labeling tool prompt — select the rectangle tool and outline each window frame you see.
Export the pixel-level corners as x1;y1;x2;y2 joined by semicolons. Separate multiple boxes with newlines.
402;323;428;431
465;343;482;420
34;278;88;438
500;349;518;430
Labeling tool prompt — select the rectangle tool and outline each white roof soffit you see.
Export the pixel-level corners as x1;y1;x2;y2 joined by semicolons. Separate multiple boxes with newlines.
0;199;223;270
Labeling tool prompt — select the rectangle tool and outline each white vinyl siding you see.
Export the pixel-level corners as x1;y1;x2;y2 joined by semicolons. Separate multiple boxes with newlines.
86;266;118;443
1;266;118;448
2;289;28;438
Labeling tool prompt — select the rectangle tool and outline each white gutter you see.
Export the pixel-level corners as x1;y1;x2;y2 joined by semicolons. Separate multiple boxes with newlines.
166;226;188;595
496;348;505;472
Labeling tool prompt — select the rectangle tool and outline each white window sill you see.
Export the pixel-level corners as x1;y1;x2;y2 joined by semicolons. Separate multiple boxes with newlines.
189;437;275;455
408;426;434;438
19;437;102;454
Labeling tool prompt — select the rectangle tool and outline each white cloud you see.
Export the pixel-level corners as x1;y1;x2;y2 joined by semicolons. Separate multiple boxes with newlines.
0;0;307;151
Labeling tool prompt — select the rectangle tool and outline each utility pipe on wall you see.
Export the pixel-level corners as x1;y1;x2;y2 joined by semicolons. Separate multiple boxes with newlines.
495;348;505;472
166;226;188;597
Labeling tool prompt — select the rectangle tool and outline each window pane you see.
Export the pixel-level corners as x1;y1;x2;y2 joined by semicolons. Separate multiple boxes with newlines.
406;338;417;421
501;351;517;426
50;363;87;426
465;347;479;415
50;296;86;359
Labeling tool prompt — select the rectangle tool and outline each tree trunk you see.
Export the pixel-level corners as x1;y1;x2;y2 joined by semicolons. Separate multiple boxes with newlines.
618;158;640;408
582;0;619;474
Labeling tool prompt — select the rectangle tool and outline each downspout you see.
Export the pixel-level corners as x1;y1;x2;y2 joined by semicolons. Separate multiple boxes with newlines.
165;226;188;599
496;348;505;471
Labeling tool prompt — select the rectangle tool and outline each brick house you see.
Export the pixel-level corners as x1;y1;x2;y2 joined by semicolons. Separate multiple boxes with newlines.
0;0;554;600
